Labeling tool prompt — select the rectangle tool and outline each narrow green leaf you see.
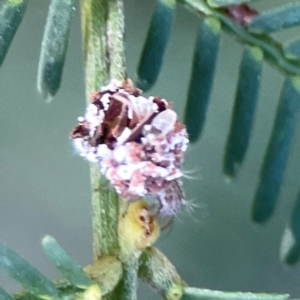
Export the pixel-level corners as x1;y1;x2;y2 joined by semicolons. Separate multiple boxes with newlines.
0;239;58;298
248;2;300;34
207;0;257;8
285;243;300;265
37;0;76;100
184;16;221;143
0;0;27;67
14;292;43;300
283;38;300;60
252;77;300;224
136;0;176;91
289;191;300;245
183;287;290;300
13;280;85;300
42;235;91;288
223;46;263;178
0;287;13;300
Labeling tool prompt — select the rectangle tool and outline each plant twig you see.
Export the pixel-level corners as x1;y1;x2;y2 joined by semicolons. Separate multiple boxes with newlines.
106;0;126;80
178;0;300;77
139;247;185;300
80;0;126;259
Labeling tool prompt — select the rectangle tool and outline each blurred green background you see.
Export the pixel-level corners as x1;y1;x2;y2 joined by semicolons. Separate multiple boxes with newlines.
1;0;300;299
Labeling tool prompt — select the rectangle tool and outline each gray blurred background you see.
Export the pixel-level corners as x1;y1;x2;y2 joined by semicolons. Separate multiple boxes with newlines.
1;0;300;299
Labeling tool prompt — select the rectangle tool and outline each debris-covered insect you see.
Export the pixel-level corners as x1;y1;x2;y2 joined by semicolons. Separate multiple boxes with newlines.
70;79;189;216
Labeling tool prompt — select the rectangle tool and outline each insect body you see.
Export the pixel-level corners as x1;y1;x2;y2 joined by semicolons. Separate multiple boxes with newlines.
71;79;189;216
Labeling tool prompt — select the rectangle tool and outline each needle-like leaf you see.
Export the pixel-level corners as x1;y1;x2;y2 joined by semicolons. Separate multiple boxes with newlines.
0;0;28;67
184;16;221;143
0;287;13;300
248;2;300;34
136;0;176;91
0;239;59;298
42;235;91;288
252;77;300;223
223;46;263;178
37;0;76;101
207;0;257;8
183;287;290;300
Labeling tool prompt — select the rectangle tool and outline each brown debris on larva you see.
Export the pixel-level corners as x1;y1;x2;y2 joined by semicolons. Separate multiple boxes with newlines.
71;79;189;216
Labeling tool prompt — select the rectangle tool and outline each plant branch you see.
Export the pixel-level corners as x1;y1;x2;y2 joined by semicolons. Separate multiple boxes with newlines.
183;288;290;300
107;0;126;80
80;0;126;260
138;247;186;300
110;258;140;300
178;0;300;77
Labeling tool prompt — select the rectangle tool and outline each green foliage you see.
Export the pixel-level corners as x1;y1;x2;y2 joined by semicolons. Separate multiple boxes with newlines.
81;0;124;262
0;239;292;299
252;77;300;223
207;0;257;7
0;0;27;67
0;239;59;298
0;236;122;299
0;286;14;300
136;0;176;91
248;2;300;34
42;236;92;288
223;46;263;178
2;0;300;299
110;261;139;300
177;0;300;262
37;0;76;101
138;247;184;299
184;16;221;142
182;288;290;300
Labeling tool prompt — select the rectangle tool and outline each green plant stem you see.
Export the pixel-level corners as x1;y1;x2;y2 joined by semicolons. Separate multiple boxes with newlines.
139;247;185;300
80;0;126;260
183;288;290;300
107;0;126;80
178;0;300;77
120;261;139;300
81;0;108;98
111;257;140;300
